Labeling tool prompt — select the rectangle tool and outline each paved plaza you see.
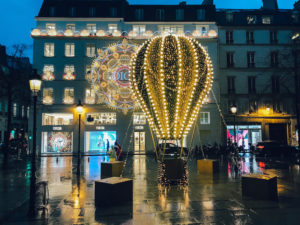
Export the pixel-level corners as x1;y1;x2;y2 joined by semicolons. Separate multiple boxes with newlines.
0;154;300;225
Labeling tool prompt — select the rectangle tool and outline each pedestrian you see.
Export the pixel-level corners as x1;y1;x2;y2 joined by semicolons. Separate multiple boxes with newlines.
116;143;123;161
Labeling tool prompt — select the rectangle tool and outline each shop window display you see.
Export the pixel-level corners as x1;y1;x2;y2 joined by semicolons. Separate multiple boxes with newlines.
85;112;116;125
85;131;116;152
42;113;73;125
42;132;73;153
133;113;146;125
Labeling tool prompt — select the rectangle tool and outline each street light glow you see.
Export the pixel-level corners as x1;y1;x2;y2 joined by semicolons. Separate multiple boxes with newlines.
76;100;84;115
230;105;237;114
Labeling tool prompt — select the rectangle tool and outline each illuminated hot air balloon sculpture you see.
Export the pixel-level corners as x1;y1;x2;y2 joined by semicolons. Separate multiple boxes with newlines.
130;34;213;157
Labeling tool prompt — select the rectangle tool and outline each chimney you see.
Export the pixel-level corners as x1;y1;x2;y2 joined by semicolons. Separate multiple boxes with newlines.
202;0;213;5
262;0;278;10
179;1;186;6
294;1;300;9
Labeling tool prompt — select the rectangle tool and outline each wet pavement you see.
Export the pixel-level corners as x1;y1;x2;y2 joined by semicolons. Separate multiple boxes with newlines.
1;154;300;225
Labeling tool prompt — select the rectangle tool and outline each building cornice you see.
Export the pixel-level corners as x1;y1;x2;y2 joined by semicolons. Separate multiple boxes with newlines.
35;17;124;22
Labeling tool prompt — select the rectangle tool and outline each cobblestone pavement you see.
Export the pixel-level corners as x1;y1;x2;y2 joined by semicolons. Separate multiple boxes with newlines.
1;154;300;225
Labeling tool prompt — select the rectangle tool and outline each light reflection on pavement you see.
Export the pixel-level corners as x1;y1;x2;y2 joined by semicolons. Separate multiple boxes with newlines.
2;154;300;224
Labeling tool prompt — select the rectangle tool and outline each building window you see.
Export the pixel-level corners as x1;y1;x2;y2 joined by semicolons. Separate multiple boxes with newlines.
87;24;97;35
13;103;17;117
133;113;146;125
63;88;74;104
42;65;55;81
270;31;278;44
63;65;75;80
133;25;146;36
44;43;54;57
135;9;144;21
249;99;257;113
21;106;25;118
156;9;165;21
42;113;73;126
110;7;117;17
227;76;235;94
46;23;56;31
226;52;234;68
270;51;278;67
89;7;96;17
108;24;117;34
262;16;273;24
273;100;281;113
65;43;75;57
85;112;116;125
27;106;29;118
5;102;8;113
85;65;92;81
66;24;75;31
226;31;233;44
247;52;255;68
246;31;254;44
69;7;76;17
43;88;54;105
196;25;208;36
197;9;205;20
226;12;233;23
85;89;96;104
176;9;184;21
200;112;210;124
292;10;299;23
272;76;280;93
49;6;55;17
247;15;257;24
158;25;183;34
86;44;96;57
248;76;256;94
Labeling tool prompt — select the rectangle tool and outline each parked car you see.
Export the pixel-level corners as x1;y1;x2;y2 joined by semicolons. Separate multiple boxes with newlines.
255;140;298;157
157;143;188;159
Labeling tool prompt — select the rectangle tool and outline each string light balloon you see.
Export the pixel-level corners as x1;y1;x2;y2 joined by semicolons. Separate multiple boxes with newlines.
130;34;213;140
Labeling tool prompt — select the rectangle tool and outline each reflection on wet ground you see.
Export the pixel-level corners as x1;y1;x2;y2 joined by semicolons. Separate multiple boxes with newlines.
2;154;300;224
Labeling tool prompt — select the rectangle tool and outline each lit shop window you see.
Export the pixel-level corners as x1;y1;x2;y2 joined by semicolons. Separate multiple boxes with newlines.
133;25;146;36
247;15;257;24
13;103;17;117
85;89;96;104
86;44;96;57
200;112;210;124
133;113;146;125
42;132;73;153
46;23;56;31
158;25;183;34
65;43;75;57
66;24;75;31
63;65;75;80
108;24;117;34
63;88;74;104
42;88;54;105
42;65;55;80
42;113;73;125
262;16;272;24
85;112;116;125
44;43;54;57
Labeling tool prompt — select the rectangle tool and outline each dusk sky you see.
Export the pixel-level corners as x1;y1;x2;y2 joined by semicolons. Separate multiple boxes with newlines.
0;0;296;62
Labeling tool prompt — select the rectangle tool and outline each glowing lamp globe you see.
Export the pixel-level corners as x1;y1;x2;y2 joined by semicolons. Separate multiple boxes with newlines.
29;69;42;95
76;101;84;115
130;34;213;140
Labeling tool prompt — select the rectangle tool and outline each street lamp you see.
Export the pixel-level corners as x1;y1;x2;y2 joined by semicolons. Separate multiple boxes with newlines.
28;69;42;216
76;100;84;175
230;104;237;144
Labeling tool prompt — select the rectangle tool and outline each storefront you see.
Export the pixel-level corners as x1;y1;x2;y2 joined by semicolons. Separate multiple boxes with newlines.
227;125;262;149
85;131;116;153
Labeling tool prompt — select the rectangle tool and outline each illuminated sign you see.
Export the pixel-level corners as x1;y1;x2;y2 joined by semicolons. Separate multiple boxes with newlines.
96;126;105;130
90;39;139;114
53;127;62;131
135;126;144;130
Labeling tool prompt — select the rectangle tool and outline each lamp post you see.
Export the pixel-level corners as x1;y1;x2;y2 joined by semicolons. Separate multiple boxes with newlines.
76;100;84;175
28;69;42;216
230;104;237;144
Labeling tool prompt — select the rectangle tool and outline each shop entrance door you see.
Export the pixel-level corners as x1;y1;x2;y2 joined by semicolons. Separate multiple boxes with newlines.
134;132;145;153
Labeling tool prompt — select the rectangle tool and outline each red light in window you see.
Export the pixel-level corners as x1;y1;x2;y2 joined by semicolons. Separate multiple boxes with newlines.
259;162;265;168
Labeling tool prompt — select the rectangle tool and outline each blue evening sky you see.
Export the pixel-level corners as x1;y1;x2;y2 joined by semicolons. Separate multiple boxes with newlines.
0;0;295;62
